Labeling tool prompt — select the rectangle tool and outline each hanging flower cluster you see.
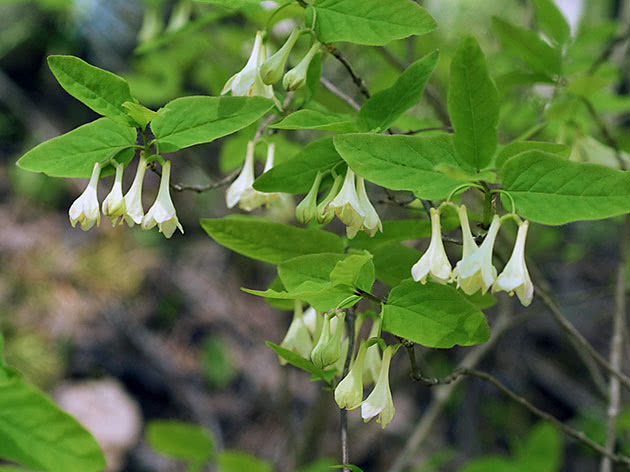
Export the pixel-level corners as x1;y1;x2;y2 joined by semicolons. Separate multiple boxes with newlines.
222;29;321;102
68;157;183;239
226;140;294;214
296;168;383;239
411;204;533;306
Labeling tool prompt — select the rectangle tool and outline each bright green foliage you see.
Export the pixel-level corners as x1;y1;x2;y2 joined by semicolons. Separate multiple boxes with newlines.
532;0;571;47
266;343;337;383
334;134;462;199
491;17;562;77
328;252;375;289
201;216;344;264
271;109;357;132
217;450;274;472
370;243;423;287
500;151;630;225
358;50;439;132
448;36;499;171
254;137;343;194
305;0;436;46
494;141;570;169
17;118;137;178
122;101;159;129
47;55;137;127
151;96;274;152
146;420;214;465
0;370;106;472
382;279;490;348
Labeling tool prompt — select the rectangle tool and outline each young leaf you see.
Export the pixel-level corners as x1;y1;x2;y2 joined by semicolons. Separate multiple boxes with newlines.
266;342;336;383
122;102;159;129
151;96;274;152
382;279;490;348
494;141;570;169
0;372;106;472
201;215;344;264
271;109;357;133
47;55;137;127
329;252;375;290
514;423;562;472
532;0;571;47
333;134;463;200
358;50;439;132
217;450;274;472
17;118;137;178
500;150;630;225
492;17;562;76
306;0;435;46
146;420;213;463
254;137;344;194
448;36;499;171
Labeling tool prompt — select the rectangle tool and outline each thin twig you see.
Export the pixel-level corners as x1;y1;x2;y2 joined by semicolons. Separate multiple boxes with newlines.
601;215;629;472
588;27;630;74
320;76;361;111
170;168;240;193
327;45;371;99
580;97;626;170
400;126;453;135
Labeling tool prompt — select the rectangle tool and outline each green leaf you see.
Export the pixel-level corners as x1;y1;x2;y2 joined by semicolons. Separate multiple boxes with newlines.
306;0;436;46
329;252;375;290
359;50;439;132
217;450;274;472
494;141;570;169
499;150;630;225
47;55;136;126
333;134;463;200
371;243;422;287
514;423;562;472
448;36;499;171
122;102;159;129
0;373;106;472
458;457;519;472
382;279;489;348
271;109;357;132
266;342;336;383
492;17;562;76
532;0;570;46
254;137;344;194
17;118;137;178
201;215;344;264
146;420;213;463
151;96;274;152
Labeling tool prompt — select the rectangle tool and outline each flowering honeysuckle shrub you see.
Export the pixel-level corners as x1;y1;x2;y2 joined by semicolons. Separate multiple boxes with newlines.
6;0;630;471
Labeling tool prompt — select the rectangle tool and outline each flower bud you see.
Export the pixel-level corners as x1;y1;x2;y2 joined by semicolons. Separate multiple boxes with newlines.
296;171;323;224
311;311;345;369
335;340;367;410
102;163;126;226
279;301;313;363
282;42;321;91
316;174;343;224
260;28;300;85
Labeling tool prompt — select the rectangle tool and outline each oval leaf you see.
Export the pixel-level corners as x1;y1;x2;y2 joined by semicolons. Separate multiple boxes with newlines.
146;420;213;462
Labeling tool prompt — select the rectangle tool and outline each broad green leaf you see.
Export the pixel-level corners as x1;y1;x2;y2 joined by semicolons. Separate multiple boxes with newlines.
201;215;344;264
500;150;630;225
217;450;274;472
533;0;570;46
329;252;375;290
271;109;357;132
566;73;611;98
254;137;344;194
382;279;489;348
0;373;106;472
371;243;422;287
359;50;439;132
17;118;137;178
306;0;436;46
448;36;499;171
458;457;519;472
146;420;213;463
266;342;336;383
492;17;562;76
151;96;274;152
494;141;570;169
514;423;562;472
333;134;463;200
47;55;136;126
122;101;159;129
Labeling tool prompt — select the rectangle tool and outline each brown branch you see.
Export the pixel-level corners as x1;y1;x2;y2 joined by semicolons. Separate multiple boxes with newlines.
588;27;630;74
327;45;371;99
580;97;626;170
320;76;361;111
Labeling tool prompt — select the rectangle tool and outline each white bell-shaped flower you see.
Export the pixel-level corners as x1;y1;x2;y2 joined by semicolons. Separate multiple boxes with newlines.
453;207;501;295
303;306;323;342
335;340;367;410
123;156;148;227
411;208;452;284
222;31;274;100
226;141;260;210
316;174;343;224
327;168;365;233
142;160;184;238
311;312;345;369
361;345;396;428
493;220;534;306
69;161;101;231
347;176;382;239
279;301;313;363
101;163;126;226
363;318;382;386
296;171;323;224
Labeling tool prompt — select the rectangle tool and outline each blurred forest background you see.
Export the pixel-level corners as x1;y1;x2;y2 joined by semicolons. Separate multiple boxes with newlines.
0;0;629;471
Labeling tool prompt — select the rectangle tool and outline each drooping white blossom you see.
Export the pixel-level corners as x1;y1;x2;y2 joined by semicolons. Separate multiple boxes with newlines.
335;340;367;410
347;176;382;239
361;345;396;428
493;220;534;306
123;156;148;227
101;163;126;226
69;161;102;231
142;160;184;238
279;301;313;363
326;168;365;235
411;208;452;284
222;31;274;100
